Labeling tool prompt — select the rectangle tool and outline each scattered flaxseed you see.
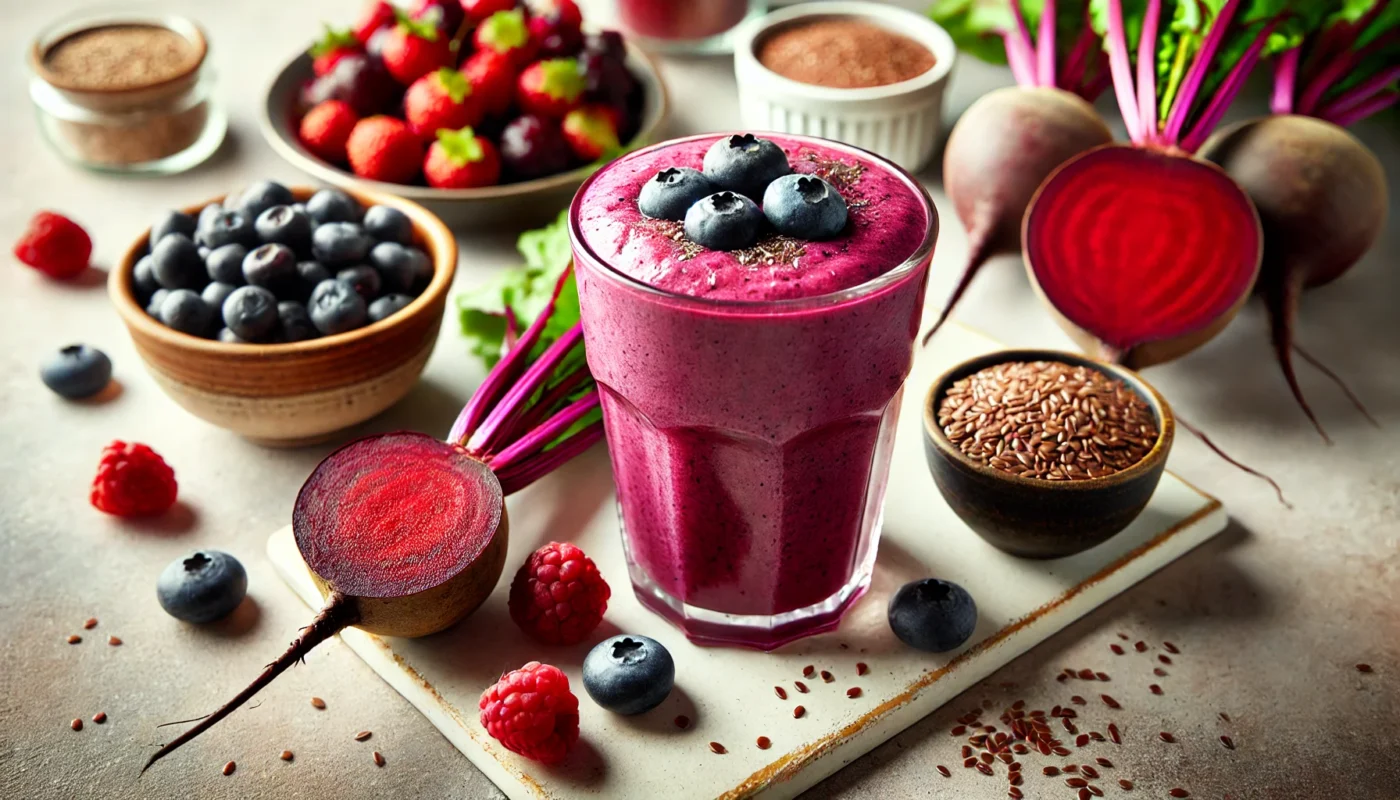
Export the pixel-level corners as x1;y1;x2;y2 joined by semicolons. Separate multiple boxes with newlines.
1153;667;1168;677
1012;700;1026;710
1075;734;1090;747
1066;777;1088;788
354;730;372;742
108;636;122;646
1220;735;1235;750
67;635;82;644
1095;757;1112;767
1159;732;1176;743
1158;654;1172;665
280;750;294;761
962;745;974;758
856;662;869;676
1356;663;1373;673
1078;789;1091;800
1218;712;1231;722
1088;786;1104;797
794;681;809;694
372;751;385;767
1009;788;1024;799
936;764;951;777
1149;684;1163;695
1117;633;1130;641
1053;746;1071;756
1090;731;1105;742
84;618;98;629
310;697;326;709
1108;723;1121;744
1163;641;1179;654
1044;766;1061;776
222;761;236;776
70;718;83;731
1065;764;1079;773
1081;765;1099;778
1110;644;1124;655
674;715;690;729
1078;669;1096;680
1134;641;1147;652
774;686;788;700
976;762;994;776
964;757;979;769
820;670;834;683
92;712;107;724
846;687;862;698
1095;672;1110;682
803;665;815;678
1169;790;1189;798
951;725;967;736
709;741;727;755
793;705;805;719
757;736;772;750
1071;695;1086;705
980;752;995;765
1100;694;1120;709
1119;779;1134;790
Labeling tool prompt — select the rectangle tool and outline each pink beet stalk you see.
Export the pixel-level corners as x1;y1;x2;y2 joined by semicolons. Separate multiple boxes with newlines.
1180;22;1278;153
1271;48;1300;114
1134;0;1163;145
1037;0;1057;87
1104;0;1142;140
1161;0;1243;144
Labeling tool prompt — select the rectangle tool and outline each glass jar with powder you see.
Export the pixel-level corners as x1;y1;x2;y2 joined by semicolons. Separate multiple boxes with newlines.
28;9;225;174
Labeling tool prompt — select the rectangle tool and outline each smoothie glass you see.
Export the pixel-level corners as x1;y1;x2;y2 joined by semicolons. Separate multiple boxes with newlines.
570;133;937;649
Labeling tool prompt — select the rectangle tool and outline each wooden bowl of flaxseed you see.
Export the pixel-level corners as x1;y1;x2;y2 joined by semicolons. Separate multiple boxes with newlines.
922;351;1174;558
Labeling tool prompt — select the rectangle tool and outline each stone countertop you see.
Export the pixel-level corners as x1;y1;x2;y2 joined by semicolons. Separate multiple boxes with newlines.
1;1;1395;798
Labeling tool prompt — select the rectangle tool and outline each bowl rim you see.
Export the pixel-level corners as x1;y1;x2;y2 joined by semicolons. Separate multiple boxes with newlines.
734;0;957;102
108;184;458;358
29;10;209;98
922;348;1175;491
258;40;670;202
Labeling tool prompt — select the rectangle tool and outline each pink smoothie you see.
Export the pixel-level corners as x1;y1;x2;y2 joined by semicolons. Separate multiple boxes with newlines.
571;133;935;648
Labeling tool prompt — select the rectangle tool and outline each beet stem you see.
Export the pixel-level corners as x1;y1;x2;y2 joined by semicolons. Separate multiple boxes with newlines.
1292;343;1380;428
495;420;605;495
1002;30;1038;87
1271;47;1300;114
503;306;520;352
1134;0;1163;144
1317;66;1400;121
1265;270;1330;443
1180;21;1278;153
488;390;601;473
141;593;360;772
1177;416;1292;509
1104;0;1143;140
1161;0;1242;144
1296;45;1365;116
467;324;585;456
1037;0;1057;89
1326;91;1399;129
1061;23;1098;97
499;363;594;447
921;221;1000;346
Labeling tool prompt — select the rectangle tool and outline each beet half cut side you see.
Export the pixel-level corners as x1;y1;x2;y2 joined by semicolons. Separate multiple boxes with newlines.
1025;145;1262;369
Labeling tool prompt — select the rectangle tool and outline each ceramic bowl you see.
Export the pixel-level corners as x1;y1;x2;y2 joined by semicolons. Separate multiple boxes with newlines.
260;42;669;231
109;186;456;447
733;1;956;172
922;349;1175;558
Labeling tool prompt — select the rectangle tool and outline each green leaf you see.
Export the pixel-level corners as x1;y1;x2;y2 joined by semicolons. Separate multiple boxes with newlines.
394;7;440;41
436;126;486;164
309;25;359;57
437;68;472;104
479;9;528;50
928;0;1015;64
538;59;587;101
545;404;602;451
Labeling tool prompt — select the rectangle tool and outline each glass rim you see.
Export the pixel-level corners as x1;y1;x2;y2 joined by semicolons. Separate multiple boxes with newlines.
568;131;938;313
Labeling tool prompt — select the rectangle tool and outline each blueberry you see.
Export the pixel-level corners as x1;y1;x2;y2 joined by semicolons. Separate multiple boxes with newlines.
217;327;248;344
362;205;413;245
158;289;215;337
254;205;312;254
196;202;225;230
146;288;171;317
582;634;675;715
368;293;414;322
336;265;382;300
702;134;791;201
291;202;308;215
204;243;248;285
242;243;298;295
684;192;763;251
762;174;848;240
150;233;206;290
221;285;280;342
639;167;716;221
39;344;111;399
133;255;160;298
887;578;978;653
277;301;318;342
198;246;211;260
309;279;368;335
196;208;257;250
156;550;247;624
201;281;237;311
234;180;295;221
369;242;432;294
312;222;372;268
151;210;196;244
295;261;332;301
306;188;362;225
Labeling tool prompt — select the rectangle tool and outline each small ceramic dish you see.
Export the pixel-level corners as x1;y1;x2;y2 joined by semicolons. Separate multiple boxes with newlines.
922;349;1175;558
260;42;669;231
733;1;956;172
109;186;456;447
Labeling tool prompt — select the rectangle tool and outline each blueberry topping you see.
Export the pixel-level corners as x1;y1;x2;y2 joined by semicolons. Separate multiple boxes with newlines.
254;205;313;254
150;233;206;290
363;205;413;245
222;285;280;342
582;634;675;715
312;222;372;267
306;188;362;225
309;279;368;335
156;550;248;624
234;180;295;221
204;243;248;285
277;301;318;342
336;265;382;300
887;578;978;653
146;288;171;318
638;167;716;221
151;210;196;245
369;242;432;295
201;281;237;311
195;208;257;250
368;293;414;322
39;344;112;399
133;255;160;298
701;134;791;201
762;174;848;240
158;289;215;337
242;243;298;295
683;192;763;251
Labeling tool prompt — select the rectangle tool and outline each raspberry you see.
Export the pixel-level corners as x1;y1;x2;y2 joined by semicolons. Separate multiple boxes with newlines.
479;661;579;764
91;441;178;517
509;542;610;645
14;211;92;280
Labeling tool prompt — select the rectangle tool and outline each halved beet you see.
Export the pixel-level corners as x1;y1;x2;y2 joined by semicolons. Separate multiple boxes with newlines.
1024;145;1262;368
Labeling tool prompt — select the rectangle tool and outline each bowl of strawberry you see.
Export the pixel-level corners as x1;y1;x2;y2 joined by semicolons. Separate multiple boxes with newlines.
262;0;668;229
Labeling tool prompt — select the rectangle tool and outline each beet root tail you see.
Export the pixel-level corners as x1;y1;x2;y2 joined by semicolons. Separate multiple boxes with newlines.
1292;342;1379;428
922;223;1000;347
1177;415;1292;509
1265;268;1330;443
141;593;359;773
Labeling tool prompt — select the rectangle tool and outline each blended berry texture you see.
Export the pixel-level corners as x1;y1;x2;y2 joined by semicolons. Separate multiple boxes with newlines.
572;133;934;648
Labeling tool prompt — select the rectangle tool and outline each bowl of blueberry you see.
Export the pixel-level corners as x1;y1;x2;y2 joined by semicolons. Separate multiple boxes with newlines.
108;179;457;446
260;0;668;230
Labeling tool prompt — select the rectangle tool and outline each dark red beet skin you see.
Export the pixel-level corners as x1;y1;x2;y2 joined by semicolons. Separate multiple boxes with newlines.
1025;145;1261;368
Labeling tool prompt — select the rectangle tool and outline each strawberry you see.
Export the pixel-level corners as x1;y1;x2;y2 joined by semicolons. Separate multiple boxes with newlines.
462;0;518;24
530;0;582;31
299;100;361;163
424;127;502;188
14;212;91;280
404;68;485;138
474;9;536;67
381;9;455;85
561;104;619;161
354;0;396;44
463;49;516;116
310;26;362;77
347;116;425;183
516;58;585;118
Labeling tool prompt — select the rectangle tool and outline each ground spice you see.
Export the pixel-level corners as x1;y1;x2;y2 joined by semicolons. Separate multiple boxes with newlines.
757;19;935;89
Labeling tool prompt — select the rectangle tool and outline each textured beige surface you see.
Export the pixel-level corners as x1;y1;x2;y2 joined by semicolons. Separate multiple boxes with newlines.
1;1;1396;799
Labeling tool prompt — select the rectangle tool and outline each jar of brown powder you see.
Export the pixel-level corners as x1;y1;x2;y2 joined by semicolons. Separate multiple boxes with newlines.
28;9;225;173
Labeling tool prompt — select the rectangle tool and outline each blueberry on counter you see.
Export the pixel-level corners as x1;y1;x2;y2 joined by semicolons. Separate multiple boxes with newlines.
242;243;298;294
369;242;431;294
363;205;413;245
254;205;312;254
156;550;248;624
762;174;848;240
146;288;170;318
158;289;215;337
39;344;112;399
222;285;279;342
277;302;318;342
306;188;362;225
204;243;247;285
151;210;196;245
684;192;763;251
368;293;413;323
639;167;715;221
234;180;294;221
201;281;237;311
887;578;978;653
151;233;206;290
133;255;160;298
702;134;791;201
312;222;372;268
582;634;675;715
195;208;257;250
309;279;368;335
336;265;382;300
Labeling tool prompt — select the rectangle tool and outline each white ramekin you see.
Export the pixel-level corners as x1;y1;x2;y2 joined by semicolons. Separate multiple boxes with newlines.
733;1;956;173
